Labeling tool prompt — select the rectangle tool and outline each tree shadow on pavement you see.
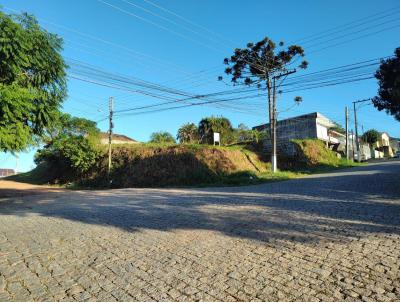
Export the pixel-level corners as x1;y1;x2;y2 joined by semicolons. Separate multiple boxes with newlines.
0;161;399;245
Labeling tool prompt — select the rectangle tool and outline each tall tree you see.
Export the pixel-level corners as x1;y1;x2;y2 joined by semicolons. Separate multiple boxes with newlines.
198;116;234;145
0;12;67;152
177;123;198;144
361;129;380;146
373;48;400;121
45;113;99;141
220;37;307;171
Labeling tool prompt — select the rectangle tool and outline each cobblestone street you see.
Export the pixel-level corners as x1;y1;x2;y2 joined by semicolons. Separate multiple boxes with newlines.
0;160;399;301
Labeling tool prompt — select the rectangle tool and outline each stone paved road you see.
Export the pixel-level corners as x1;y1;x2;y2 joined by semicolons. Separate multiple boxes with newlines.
0;160;399;302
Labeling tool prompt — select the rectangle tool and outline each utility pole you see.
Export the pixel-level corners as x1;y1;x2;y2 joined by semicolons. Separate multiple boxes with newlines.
271;76;277;173
352;98;370;162
353;101;360;161
345;107;349;160
108;97;113;175
271;69;296;173
351;129;355;159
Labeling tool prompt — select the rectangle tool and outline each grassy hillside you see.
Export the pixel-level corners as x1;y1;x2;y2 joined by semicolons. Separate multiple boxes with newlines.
6;162;58;185
287;139;359;172
88;144;282;187
10;140;360;188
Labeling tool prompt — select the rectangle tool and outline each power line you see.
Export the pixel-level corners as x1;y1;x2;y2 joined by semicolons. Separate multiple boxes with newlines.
119;0;228;48
292;5;400;44
96;0;223;53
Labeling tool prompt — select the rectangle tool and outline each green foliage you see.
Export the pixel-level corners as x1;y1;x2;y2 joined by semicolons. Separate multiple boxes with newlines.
198;116;234;145
149;131;176;144
0;11;67;152
221;37;307;86
34;115;100;183
292;139;341;167
44;112;99;142
220;37;307;115
236;128;262;143
177;123;198;143
361;129;380;145
373;47;400;121
35;136;99;176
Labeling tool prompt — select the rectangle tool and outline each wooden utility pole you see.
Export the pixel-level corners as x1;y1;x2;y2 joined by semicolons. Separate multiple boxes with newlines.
352;98;370;162
108;97;113;175
345;106;349;160
353;101;360;161
271;76;277;172
271;70;296;173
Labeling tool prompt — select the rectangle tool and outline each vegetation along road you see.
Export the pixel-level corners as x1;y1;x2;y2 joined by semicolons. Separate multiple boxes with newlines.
0;160;399;301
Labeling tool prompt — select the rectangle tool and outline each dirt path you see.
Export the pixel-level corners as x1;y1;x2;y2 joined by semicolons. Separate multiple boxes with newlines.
0;180;65;197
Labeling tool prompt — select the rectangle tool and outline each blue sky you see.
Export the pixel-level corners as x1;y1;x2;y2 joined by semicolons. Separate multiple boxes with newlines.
1;0;399;172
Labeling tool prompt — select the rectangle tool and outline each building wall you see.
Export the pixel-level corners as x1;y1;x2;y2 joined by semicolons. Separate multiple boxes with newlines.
253;112;341;157
316;124;329;141
260;114;319;156
0;169;15;178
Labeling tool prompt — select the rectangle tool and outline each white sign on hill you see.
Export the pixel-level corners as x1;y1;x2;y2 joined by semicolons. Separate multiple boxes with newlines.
213;132;220;146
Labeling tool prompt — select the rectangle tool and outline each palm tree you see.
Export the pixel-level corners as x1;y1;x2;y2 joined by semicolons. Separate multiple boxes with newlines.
177;123;198;144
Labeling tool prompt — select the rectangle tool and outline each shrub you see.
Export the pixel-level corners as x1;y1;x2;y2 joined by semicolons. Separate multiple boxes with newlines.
35;135;100;182
149;131;176;144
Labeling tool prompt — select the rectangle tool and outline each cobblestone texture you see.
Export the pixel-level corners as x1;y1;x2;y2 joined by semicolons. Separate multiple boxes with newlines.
0;160;399;301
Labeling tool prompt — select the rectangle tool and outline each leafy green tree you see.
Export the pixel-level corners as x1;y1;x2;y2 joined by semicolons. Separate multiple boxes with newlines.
35;136;99;176
373;48;400;121
177;123;198;144
198;116;234;145
361;129;380;146
0;11;67;152
35;116;100;182
149;131;176;144
45;113;99;142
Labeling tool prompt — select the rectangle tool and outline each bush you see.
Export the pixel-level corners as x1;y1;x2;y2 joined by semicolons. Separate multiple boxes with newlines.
292;139;340;166
149;131;176;144
35;135;100;183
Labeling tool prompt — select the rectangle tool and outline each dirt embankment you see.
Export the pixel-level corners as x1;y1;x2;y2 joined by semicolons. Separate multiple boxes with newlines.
99;145;269;187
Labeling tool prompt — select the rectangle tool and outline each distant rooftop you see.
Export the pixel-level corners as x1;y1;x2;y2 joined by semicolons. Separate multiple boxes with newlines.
99;132;138;143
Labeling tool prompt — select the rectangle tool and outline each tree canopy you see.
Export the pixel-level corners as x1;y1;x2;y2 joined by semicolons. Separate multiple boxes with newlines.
373;47;400;121
0;11;67;152
45;113;99;142
177;123;198;144
35;115;100;181
198;116;234;145
220;37;307;87
149;131;176;144
361;129;380;146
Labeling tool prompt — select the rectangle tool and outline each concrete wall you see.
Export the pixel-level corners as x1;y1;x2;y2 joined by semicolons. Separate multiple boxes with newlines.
253;112;340;157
